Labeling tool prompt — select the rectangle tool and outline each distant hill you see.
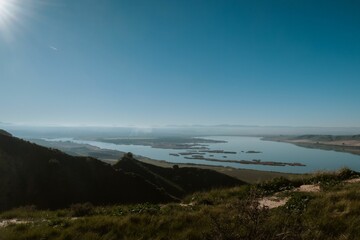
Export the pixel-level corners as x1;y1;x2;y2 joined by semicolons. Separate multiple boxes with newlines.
0;130;242;211
292;134;360;141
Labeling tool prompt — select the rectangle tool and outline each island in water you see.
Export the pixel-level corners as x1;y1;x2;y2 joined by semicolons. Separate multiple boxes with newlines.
91;137;226;150
183;155;306;167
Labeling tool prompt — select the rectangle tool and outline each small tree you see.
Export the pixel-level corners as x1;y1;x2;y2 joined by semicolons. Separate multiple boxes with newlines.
122;152;134;160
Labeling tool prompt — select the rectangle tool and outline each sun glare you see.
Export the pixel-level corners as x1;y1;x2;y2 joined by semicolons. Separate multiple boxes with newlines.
0;0;15;21
0;0;21;40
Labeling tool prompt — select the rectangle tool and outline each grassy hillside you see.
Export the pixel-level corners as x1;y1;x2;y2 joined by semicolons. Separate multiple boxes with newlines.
0;169;359;240
0;130;241;211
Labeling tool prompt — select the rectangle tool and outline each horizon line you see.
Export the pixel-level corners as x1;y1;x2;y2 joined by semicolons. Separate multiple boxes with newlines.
1;122;360;129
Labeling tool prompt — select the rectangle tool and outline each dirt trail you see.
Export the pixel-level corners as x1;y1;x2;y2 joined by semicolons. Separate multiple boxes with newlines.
259;197;289;209
259;178;359;209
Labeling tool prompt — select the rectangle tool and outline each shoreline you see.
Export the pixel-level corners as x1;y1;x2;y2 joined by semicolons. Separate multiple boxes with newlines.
262;136;360;156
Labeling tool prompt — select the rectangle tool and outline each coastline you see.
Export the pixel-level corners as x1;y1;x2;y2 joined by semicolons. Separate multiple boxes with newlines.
262;136;360;156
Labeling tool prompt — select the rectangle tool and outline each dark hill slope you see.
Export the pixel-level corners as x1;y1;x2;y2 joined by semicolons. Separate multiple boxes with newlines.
0;130;11;137
114;153;245;198
0;133;173;211
0;131;242;211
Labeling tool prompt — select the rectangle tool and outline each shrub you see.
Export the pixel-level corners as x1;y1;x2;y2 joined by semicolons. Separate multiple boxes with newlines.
256;177;297;195
70;202;94;217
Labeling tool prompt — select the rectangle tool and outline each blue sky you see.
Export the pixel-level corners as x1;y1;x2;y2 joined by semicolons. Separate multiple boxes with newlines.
1;0;360;127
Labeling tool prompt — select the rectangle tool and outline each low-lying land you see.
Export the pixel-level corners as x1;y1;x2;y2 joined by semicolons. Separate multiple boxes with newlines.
183;156;305;167
91;137;226;150
29;138;124;160
1;168;359;240
263;134;360;155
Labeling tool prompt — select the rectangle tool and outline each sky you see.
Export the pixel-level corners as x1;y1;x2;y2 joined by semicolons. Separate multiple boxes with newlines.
1;0;360;127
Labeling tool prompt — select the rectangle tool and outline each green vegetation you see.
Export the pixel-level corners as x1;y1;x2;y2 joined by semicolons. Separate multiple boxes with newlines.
0;169;359;240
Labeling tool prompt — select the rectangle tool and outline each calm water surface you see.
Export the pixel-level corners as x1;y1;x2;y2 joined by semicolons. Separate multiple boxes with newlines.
48;136;360;174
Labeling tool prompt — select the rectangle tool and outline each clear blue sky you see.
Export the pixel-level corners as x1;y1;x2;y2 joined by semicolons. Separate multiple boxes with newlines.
1;0;360;127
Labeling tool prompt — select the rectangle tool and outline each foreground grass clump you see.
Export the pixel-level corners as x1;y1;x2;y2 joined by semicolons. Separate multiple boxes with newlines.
0;204;212;240
1;169;359;240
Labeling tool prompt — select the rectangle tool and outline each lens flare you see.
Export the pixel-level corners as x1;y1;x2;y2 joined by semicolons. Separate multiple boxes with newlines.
0;0;25;41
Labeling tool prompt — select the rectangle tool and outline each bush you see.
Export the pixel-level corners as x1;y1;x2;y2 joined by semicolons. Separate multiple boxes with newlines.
285;193;313;213
205;190;270;240
337;168;359;180
70;202;94;217
256;177;297;195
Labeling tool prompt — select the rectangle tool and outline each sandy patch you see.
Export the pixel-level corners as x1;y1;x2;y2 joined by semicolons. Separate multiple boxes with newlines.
259;196;289;209
344;178;360;183
258;184;319;209
0;219;30;228
295;184;320;193
179;202;195;207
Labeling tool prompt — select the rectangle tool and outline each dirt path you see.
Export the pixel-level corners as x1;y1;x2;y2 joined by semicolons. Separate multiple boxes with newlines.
259;196;290;209
259;178;359;209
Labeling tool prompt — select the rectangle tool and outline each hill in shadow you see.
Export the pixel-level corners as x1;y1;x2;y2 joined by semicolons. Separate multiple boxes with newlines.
0;131;175;211
0;130;242;211
114;153;244;198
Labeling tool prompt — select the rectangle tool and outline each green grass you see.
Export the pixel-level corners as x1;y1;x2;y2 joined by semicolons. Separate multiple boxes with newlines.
1;169;360;240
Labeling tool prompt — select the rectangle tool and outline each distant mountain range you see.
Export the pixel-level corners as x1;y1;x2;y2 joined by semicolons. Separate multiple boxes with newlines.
0;130;242;211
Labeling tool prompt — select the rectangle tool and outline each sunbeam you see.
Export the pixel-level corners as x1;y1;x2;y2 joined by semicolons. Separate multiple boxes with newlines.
0;0;35;41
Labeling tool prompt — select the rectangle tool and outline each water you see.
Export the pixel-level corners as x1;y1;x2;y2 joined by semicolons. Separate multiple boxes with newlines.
46;136;360;174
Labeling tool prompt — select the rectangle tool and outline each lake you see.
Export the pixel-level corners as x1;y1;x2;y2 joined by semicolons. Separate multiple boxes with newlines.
48;136;360;174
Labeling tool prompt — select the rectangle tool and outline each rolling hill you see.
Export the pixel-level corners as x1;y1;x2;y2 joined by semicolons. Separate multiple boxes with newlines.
0;130;242;211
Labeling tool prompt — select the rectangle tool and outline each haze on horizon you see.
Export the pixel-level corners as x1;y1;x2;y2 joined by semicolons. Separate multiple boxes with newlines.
1;0;360;128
